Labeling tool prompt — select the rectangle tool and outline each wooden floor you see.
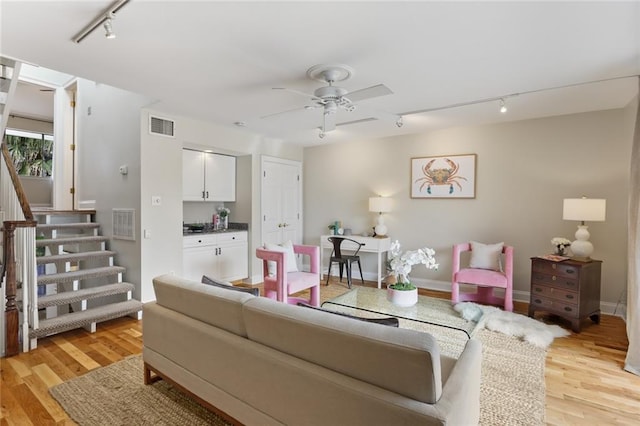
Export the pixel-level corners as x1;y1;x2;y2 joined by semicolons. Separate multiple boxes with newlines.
1;280;639;425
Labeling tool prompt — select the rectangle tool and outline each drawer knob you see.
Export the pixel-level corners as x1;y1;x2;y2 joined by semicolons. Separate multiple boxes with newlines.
534;299;542;304
564;306;573;312
566;294;574;300
535;287;542;293
552;276;556;281
552;264;557;269
566;269;575;274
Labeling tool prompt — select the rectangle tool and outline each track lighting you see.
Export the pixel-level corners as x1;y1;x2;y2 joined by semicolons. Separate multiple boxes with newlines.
318;130;326;139
499;98;507;113
104;14;116;39
72;0;130;44
395;116;404;128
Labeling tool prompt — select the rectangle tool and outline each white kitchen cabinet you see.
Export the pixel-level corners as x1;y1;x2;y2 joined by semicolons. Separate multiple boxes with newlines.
183;231;248;282
182;149;236;202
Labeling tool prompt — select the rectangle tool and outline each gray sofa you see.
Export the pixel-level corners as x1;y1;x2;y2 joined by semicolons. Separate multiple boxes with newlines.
143;274;482;425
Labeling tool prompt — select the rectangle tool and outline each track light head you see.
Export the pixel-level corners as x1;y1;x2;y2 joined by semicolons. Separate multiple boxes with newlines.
395;116;404;128
104;13;116;39
499;98;507;114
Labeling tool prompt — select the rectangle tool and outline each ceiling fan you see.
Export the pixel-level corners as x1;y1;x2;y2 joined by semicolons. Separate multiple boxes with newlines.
265;64;403;138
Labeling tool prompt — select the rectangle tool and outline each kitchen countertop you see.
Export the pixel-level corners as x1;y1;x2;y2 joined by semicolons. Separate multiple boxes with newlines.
183;222;248;236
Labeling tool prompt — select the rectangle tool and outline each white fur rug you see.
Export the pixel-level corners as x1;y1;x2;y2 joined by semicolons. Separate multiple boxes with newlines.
454;302;570;348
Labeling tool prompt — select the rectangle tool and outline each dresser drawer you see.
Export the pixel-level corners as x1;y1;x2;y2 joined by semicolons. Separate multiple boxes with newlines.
531;272;579;291
532;259;579;279
530;295;579;318
530;284;578;303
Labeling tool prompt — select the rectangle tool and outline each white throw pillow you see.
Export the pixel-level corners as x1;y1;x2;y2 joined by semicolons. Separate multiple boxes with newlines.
264;240;299;276
469;241;504;271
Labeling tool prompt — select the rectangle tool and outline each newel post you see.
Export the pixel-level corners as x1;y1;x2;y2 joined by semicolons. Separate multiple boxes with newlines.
3;221;19;357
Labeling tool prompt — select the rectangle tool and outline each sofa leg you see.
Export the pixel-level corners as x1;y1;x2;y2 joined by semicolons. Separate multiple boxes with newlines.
144;363;161;385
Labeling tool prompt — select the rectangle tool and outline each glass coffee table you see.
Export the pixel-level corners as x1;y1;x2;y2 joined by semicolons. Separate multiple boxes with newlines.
322;287;475;339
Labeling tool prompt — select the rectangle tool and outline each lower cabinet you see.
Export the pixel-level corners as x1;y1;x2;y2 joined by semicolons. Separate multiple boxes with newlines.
183;232;248;282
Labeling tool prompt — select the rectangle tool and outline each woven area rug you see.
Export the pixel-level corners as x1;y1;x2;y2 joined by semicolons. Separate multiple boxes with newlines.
50;287;546;425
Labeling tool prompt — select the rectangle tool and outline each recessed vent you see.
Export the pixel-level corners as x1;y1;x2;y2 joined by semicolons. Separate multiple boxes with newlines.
149;115;175;137
113;208;135;241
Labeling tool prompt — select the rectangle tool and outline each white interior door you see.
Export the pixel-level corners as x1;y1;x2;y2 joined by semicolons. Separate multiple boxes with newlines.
261;157;301;246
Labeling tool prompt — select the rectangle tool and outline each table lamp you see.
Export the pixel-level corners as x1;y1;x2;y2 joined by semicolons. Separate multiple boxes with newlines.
369;196;392;237
562;197;606;261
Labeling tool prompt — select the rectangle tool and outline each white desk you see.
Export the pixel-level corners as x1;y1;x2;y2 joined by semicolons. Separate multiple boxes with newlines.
320;235;391;289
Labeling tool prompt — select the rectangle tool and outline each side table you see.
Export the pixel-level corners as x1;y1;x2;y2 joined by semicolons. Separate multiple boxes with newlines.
528;256;602;333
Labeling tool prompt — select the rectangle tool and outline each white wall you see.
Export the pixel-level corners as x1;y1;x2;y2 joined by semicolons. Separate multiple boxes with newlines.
75;79;155;301
139;109;303;300
303;109;631;311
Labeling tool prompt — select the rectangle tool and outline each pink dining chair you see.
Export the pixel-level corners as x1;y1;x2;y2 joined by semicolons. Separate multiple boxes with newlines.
451;242;514;312
256;244;320;307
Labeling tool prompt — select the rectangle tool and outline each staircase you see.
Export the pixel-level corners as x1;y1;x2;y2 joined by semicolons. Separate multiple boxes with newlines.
27;210;142;346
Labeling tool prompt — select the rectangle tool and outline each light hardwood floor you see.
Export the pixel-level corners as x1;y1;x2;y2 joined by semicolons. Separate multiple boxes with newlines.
1;280;638;425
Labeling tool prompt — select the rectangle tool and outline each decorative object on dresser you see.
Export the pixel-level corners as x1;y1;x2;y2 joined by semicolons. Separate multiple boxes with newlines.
451;241;514;312
369;195;392;237
551;237;572;256
562;197;606;261
528;256;602;332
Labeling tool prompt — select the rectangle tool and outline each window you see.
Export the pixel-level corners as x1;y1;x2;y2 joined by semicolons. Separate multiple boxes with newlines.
4;129;54;177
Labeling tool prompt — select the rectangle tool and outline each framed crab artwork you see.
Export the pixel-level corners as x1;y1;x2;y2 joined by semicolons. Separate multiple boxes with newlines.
410;154;476;198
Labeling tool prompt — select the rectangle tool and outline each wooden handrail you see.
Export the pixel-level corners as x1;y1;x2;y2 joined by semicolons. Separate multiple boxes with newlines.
2;138;37;356
1;140;34;221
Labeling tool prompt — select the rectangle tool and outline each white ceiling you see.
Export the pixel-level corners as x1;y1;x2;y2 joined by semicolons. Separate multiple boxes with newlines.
2;1;639;146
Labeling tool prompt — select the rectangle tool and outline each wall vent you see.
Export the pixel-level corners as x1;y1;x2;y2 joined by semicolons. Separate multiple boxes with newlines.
112;208;135;241
149;115;175;137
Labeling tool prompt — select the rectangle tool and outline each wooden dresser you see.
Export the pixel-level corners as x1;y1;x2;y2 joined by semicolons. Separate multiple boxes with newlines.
528;257;602;332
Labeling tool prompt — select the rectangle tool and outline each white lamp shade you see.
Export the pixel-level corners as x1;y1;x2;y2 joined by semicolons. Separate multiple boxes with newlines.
369;197;392;213
563;198;606;222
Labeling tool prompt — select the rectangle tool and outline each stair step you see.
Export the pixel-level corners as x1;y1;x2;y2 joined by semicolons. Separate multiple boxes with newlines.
32;209;96;216
37;250;116;265
37;223;100;231
36;235;109;246
38;266;125;285
29;300;142;339
37;282;135;308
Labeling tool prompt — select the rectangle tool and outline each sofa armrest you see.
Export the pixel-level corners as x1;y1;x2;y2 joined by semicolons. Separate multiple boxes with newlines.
434;338;482;425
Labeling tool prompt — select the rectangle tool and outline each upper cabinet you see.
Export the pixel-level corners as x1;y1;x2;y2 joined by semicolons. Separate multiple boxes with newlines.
182;149;236;202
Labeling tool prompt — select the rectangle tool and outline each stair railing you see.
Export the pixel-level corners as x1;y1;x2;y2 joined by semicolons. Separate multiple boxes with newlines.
1;139;37;357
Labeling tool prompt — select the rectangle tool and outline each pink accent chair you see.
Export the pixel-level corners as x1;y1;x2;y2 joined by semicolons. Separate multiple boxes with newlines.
256;244;320;307
451;243;514;312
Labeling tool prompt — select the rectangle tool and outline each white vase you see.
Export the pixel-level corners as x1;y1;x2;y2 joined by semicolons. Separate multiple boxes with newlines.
386;284;418;307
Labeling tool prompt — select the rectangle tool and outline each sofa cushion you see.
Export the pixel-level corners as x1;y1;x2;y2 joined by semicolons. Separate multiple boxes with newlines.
153;274;253;337
202;275;260;296
243;297;443;404
297;303;399;327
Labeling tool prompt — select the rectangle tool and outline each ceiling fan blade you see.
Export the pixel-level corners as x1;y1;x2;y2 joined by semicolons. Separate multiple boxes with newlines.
323;111;336;132
346;84;393;102
273;87;323;102
260;105;307;119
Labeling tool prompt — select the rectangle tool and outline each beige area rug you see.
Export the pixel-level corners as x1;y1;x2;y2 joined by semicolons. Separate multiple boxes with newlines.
50;284;546;425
